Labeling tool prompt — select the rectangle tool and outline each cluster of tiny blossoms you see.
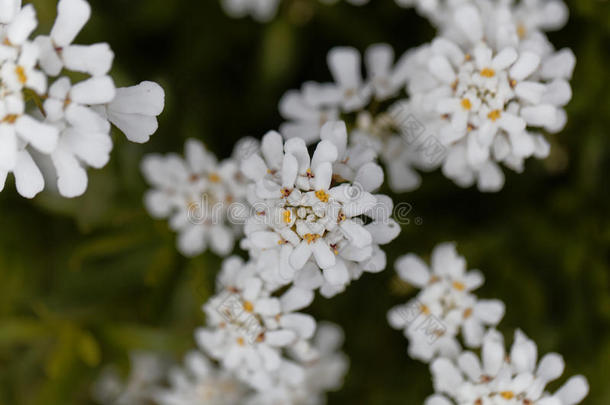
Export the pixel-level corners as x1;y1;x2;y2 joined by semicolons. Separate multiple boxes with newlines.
96;1;588;404
388;243;589;405
0;0;164;199
279;0;575;192
220;0;371;22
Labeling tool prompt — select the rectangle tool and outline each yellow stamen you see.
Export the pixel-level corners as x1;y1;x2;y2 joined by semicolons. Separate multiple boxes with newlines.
283;210;292;224
3;114;18;124
452;281;466;291
208;173;221;183
487;109;502;122
281;188;292;197
306;168;314;178
303;233;320;244
15;66;27;84
236;337;245;346
517;24;526;38
315;190;329;202
420;304;431;316
500;391;515;400
463;308;473;319
243;301;254;313
480;68;495;78
461;98;472;110
465;53;472;61
337;212;346;223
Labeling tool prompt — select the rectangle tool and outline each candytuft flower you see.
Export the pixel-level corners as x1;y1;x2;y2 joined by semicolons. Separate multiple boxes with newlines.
0;0;164;199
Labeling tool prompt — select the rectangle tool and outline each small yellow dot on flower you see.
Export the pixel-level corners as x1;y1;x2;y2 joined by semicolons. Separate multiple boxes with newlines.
283;210;292;224
281;188;292;197
480;68;495;78
337;212;346;223
420;304;431;316
510;79;517;87
243;301;254;313
315;190;329;202
488;109;502;122
517;24;526;39
465;53;472;61
500;391;515;400
304;233;320;244
452;281;466;291
306;168;314;178
461;98;472;110
3;114;18;124
15;66;27;84
236;337;245;346
208;173;221;183
463;308;473;319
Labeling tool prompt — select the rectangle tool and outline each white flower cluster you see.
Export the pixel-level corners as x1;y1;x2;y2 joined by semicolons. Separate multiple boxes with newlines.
141;139;248;257
279;0;575;192
241;121;400;297
97;1;589;404
388;242;505;362
220;0;370;22
0;0;164;199
388;243;589;405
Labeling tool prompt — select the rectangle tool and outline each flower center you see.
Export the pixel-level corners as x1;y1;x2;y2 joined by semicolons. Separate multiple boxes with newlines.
480;67;495;78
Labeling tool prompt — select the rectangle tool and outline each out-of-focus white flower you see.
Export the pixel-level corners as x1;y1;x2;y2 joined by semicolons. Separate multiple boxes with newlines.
240;122;399;297
427;329;589;405
141;139;247;257
92;352;166;405
406;2;575;191
220;0;280;22
196;266;317;391
388;243;505;362
154;350;246;405
0;0;164;199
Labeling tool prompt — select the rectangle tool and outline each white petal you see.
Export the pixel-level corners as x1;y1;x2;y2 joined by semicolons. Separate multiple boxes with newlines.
509;52;541;81
554;376;589;405
395;254;430;287
51;0;91;47
71;76;116;105
51;145;88;198
15;116;59;154
280;314;316;339
62;43;114;76
14;150;44;198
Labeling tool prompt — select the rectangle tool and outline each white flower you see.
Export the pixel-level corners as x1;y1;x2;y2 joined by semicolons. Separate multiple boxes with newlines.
0;0;164;199
427;329;589;405
406;2;575;191
92;352;166;405
154;350;246;405
221;0;280;22
388;243;505;362
240;122;399;297
141;139;247;257
104;81;165;143
196;269;316;391
245;322;349;405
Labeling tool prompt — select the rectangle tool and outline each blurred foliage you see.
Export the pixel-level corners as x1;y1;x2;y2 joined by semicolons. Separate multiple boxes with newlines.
0;0;609;404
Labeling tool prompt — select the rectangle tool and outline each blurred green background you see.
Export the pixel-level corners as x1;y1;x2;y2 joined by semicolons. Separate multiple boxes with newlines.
1;0;609;403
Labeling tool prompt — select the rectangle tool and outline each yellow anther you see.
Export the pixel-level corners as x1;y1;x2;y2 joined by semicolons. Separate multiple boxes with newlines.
463;308;473;319
281;188;292;197
420;304;431;316
461;98;472;110
452;281;466;291
243;301;254;313
15;66;27;84
480;68;496;78
517;24;526;38
315;190;329;202
283;210;292;224
208;173;221;183
487;109;502;122
303;233;320;244
3;114;18;124
236;337;245;346
500;391;515;400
